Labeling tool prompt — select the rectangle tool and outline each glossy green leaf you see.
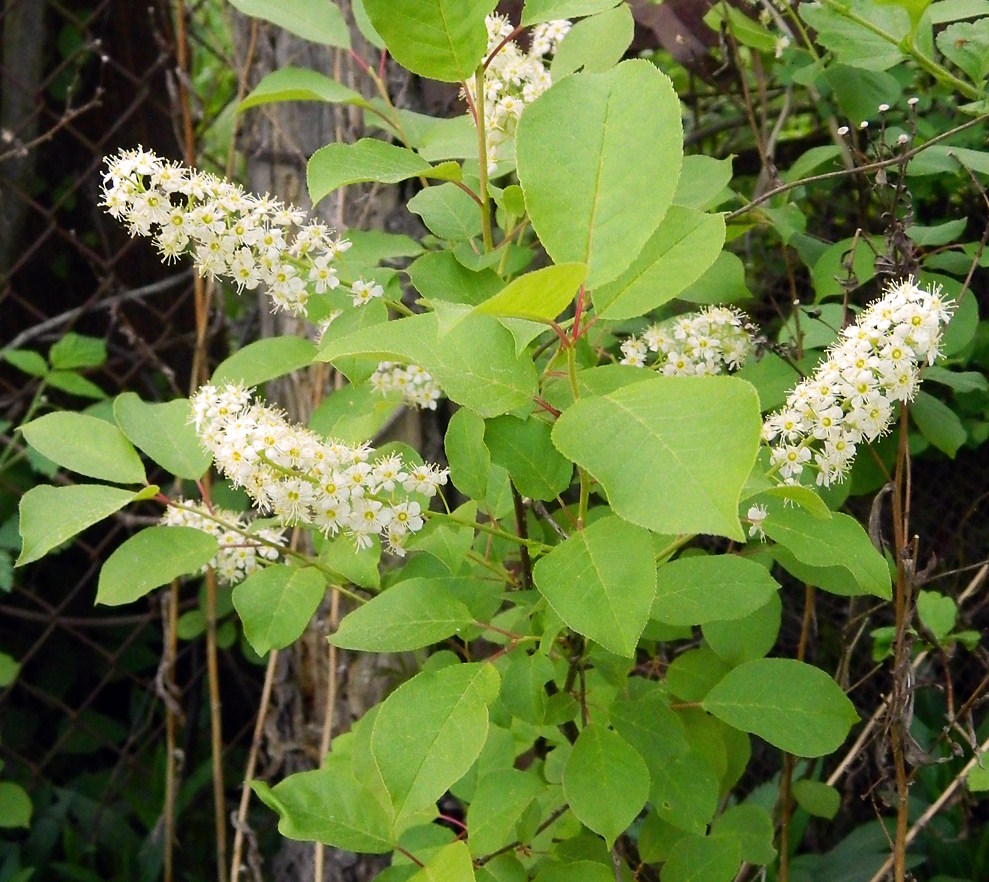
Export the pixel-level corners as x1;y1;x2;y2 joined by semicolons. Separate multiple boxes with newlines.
653;555;779;626
308;139;461;207
362;0;494;82
371;662;500;819
611;680;690;764
17;484;156;566
703;658;859;757
318;311;537;416
253;763;394;852
911;390;967;456
763;506;891;599
408;183;482;241
466;769;542;855
592;207;725;320
660;834;741;882
550;4;634;77
552;376;762;540
212;336;316;388
114;393;211;480
799;0;911;70
228;0;351;48
821;65;901;125
410;841;476;882
563;724;649;846
522;0;620;25
0;782;32;828
445;408;490;500
516;60;682;288
328;579;474;651
97;526;218;606
318;533;381;590
484;415;573;501
21;412;146;484
532;515;656;657
233;565;326;654
49;333;107;369
711;805;777;864
239;67;369;111
475;263;586;322
792;780;841;819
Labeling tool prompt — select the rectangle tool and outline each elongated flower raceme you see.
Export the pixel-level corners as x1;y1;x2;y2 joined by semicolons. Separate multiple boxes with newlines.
762;278;954;487
619;305;756;375
100;147;371;317
191;384;448;554
161;501;285;585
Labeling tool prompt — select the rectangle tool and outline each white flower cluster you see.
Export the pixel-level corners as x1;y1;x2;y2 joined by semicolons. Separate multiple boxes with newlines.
100;147;358;316
619;306;755;375
161;501;285;585
370;362;442;410
467;15;570;171
763;278;954;487
191;383;448;554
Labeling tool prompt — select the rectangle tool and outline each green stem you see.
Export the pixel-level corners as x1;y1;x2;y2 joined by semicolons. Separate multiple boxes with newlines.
427;510;547;553
472;68;495;252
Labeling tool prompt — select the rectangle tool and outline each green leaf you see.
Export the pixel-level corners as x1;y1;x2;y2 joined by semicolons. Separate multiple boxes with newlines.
0;782;32;828
678;251;752;305
550;3;635;77
318;532;381;589
408;252;504;307
211;336;317;388
3;348;48;377
653;555;778;627
916;590;957;643
410;841;476;882
48;332;107;369
318;311;537;417
707;3;778;51
938;8;989;76
475;263;586;322
703;658;859;757
674;155;734;210
232;565;326;654
799;0;911;70
516;60;683;288
371;662;500;820
563;724;649;846
21;412;146;484
308;139;461;207
763;506;891;599
911;390;966;456
362;0;494;82
666;647;731;702
533;515;656;657
44;371;107;400
906;219;969;247
500;651;555;725
484;415;573;501
522;0;621;25
466;769;542;855
703;594;782;665
97;526;218;606
0;651;20;687
309;383;403;446
114;393;211;480
238;67;369;111
552;376;762;540
792;780;841;819
651;752;721;835
923;366;989;394
328;579;474;651
821;65;901;125
408;182;481;241
660;834;741;882
228;0;351;48
592;207;725;320
253;764;394;852
445;409;490;500
711;805;776;864
17;484;155;566
967;763;989;792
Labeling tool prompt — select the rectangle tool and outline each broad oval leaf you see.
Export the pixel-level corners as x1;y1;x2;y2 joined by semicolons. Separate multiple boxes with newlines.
308;139;461;207
702;658;859;757
370;662;500;819
211;336;316;388
410;841;476;882
114;393;211;480
21;412;146;484
532;515;656;657
97;526;218;606
328;579;474;651
232;565;326;654
521;0;621;25
563;724;649;846
228;0;351;48
551;376;762;540
0;782;32;828
17;484;156;566
516;60;682;288
661;834;741;882
239;67;369;112
466;768;542;856
362;0;495;82
484;415;573;501
652;555;779;626
475;263;587;322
